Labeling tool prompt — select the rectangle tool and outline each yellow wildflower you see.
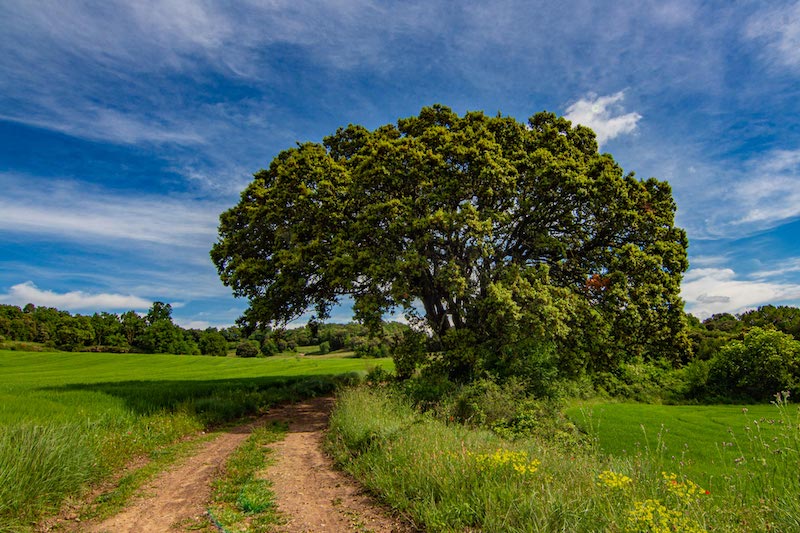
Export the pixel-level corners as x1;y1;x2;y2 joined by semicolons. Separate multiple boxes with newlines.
597;470;633;489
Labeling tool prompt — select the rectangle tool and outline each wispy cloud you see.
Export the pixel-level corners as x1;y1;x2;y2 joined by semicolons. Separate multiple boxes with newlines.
725;148;800;231
746;2;800;70
564;92;641;147
751;258;800;280
0;281;152;311
682;267;800;319
0;108;206;146
0;174;220;248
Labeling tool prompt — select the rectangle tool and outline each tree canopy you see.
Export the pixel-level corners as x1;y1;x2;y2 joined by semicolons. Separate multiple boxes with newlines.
212;105;690;378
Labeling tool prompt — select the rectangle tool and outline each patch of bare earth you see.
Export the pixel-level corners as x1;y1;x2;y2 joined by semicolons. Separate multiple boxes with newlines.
264;397;413;533
55;396;412;532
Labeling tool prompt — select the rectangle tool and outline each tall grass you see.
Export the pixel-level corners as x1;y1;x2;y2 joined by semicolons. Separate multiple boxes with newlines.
328;386;800;532
0;423;94;523
0;349;390;531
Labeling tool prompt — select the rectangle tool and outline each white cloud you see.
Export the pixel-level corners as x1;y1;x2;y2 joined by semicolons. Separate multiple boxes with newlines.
564;92;642;147
746;2;800;70
682;267;800;319
727;149;800;229
688;255;728;268
0;108;206;146
0;281;152;311
750;258;800;280
0;174;221;248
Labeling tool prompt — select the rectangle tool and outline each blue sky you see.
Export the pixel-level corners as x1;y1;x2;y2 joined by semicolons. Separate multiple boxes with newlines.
1;0;800;328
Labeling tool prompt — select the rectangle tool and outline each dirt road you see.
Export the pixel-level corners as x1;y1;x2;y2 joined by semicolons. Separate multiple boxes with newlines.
72;397;411;532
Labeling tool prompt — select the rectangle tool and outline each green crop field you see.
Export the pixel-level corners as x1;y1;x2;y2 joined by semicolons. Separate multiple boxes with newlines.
0;349;392;531
566;401;800;490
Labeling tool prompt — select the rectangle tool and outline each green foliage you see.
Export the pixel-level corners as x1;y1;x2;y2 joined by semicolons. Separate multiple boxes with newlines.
739;305;800;340
212;105;690;382
260;338;279;356
0;303;223;356
591;360;688;403
707;327;800;401
391;329;429;380
199;329;229;356
235;340;261;358
318;340;331;354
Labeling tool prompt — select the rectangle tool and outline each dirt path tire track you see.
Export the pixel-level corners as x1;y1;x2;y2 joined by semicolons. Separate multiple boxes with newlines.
87;420;259;532
70;396;412;532
264;397;413;533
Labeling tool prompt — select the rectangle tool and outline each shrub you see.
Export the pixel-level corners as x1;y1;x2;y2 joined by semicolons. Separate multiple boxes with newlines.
199;330;228;356
235;341;260;358
707;327;800;401
318;341;331;355
391;330;428;379
261;339;279;356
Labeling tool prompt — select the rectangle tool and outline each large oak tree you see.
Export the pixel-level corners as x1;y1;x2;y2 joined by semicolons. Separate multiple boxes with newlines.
212;106;690;378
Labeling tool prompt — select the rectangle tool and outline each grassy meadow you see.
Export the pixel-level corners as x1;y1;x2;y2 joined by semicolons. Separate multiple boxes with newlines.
4;347;800;532
566;402;800;491
0;349;391;531
328;387;800;532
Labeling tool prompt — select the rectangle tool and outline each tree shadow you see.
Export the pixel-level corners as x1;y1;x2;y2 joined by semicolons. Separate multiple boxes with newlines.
39;374;349;422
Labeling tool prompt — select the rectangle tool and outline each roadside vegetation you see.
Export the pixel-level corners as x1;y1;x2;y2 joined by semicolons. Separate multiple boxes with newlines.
328;384;800;532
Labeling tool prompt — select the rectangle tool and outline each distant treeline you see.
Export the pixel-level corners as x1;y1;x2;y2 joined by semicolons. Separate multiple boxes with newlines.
687;305;800;356
0;302;409;357
3;300;800;401
0;302;239;355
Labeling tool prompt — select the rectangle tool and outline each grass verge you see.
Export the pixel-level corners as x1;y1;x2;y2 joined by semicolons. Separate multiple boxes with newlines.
201;422;288;532
327;386;800;532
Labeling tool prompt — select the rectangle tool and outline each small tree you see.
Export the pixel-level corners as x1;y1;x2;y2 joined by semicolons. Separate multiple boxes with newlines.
708;327;800;400
199;329;229;356
236;340;260;358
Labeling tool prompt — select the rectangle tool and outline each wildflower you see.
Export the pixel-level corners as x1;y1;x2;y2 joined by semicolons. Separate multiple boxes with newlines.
469;448;540;476
626;499;706;533
661;472;708;504
597;470;633;490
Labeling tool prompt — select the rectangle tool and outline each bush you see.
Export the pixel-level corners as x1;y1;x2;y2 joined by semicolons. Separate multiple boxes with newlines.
235;341;260;358
446;378;524;426
199;330;228;356
261;339;279;356
707;327;800;401
391;330;428;379
318;341;331;355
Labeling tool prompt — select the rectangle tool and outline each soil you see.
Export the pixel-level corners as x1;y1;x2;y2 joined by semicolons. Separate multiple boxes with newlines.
56;397;412;532
263;396;413;533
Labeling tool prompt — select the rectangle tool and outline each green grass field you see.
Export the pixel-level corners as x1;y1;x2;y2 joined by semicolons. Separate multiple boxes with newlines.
566;401;800;493
0;349;391;532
